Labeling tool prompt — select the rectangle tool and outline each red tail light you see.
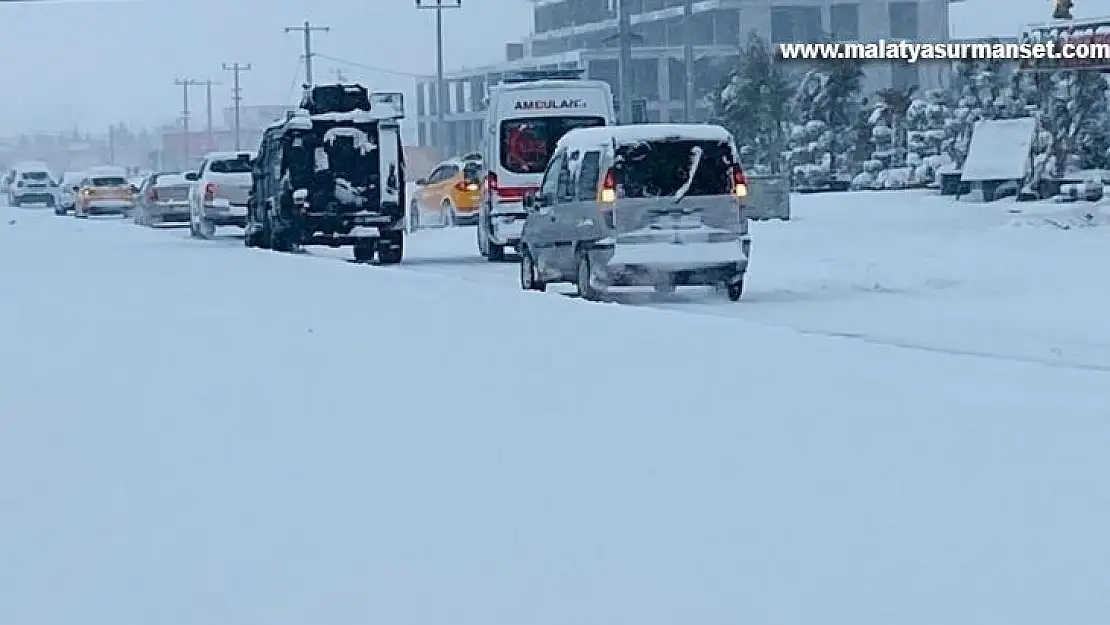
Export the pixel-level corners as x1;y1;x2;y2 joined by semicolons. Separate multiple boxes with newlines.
487;171;498;192
731;164;748;198
204;182;217;200
600;168;616;202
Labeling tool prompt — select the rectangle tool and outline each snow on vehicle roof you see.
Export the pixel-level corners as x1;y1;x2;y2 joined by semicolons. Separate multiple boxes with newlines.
14;161;50;172
85;165;127;176
205;151;255;160
556;123;735;153
154;174;187;187
492;78;608;93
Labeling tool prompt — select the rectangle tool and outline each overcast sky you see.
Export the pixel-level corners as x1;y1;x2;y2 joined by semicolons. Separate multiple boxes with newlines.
0;0;1100;136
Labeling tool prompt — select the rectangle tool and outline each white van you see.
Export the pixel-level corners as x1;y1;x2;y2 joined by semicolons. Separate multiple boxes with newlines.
477;70;615;261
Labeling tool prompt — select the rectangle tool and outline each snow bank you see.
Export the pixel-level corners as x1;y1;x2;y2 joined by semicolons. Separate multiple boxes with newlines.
1;204;1109;625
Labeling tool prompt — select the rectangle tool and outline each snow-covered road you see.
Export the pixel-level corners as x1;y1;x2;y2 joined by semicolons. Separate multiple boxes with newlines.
2;193;1109;625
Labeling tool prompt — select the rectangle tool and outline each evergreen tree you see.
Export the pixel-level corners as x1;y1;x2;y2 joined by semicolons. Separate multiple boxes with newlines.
709;32;793;173
787;51;864;186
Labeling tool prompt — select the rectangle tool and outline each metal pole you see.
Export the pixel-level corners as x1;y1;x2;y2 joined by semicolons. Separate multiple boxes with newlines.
683;0;695;122
108;124;115;165
285;22;330;87
617;0;634;124
174;78;202;167
223;62;252;151
417;0;461;156
303;22;314;85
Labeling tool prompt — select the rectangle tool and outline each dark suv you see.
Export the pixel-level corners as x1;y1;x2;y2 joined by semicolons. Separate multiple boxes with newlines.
244;84;407;263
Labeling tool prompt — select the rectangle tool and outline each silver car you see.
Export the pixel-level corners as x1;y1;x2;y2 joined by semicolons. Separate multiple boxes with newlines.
134;172;193;226
519;124;762;302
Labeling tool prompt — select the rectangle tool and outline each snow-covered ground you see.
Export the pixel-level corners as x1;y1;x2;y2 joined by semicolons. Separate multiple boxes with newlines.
2;192;1109;625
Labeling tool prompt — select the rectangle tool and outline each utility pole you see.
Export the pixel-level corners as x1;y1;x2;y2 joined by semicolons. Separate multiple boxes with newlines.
416;0;462;157
285;20;330;86
605;0;640;124
223;62;252;151
174;78;203;167
203;78;221;150
683;0;696;122
108;124;116;165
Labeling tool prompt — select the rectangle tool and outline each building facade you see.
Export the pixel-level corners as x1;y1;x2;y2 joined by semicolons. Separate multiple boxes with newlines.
416;0;965;157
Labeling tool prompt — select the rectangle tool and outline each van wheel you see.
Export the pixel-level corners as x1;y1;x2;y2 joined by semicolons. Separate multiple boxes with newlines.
576;249;601;301
726;277;744;302
441;200;455;227
409;198;421;231
353;240;376;263
520;248;545;291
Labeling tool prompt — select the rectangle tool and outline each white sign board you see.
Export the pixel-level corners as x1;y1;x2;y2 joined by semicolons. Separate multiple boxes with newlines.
961;117;1036;182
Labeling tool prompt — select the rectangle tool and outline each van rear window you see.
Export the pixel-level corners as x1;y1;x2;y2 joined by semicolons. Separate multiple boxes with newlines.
500;116;605;174
614;138;734;198
92;177;127;186
21;171;49;181
209;157;252;174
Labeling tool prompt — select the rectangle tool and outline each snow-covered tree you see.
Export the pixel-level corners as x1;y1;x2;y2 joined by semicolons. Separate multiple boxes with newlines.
709;32;794;173
786;52;865;188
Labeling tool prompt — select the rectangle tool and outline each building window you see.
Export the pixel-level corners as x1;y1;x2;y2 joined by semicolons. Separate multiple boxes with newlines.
455;81;466;114
632;58;658;99
643;0;663;12
638;19;665;46
713;9;740;45
627;0;643;13
470;76;486;111
588;58;619;94
417;83;425;116
892;62;919;89
441;83;452;115
770;6;823;44
428;85;437;115
830;4;859;41
668;58;685;103
429;122;438;146
461;120;472;152
418;122;427;146
889;1;918;39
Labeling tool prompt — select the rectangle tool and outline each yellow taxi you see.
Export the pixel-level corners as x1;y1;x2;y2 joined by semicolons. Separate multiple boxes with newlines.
410;156;484;227
74;166;136;218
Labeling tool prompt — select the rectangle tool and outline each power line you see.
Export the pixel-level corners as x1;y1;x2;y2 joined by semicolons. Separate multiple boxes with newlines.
284;20;330;86
315;53;433;79
223;62;252;150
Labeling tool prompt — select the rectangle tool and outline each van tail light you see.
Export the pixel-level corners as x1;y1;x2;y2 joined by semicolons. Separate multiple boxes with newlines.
598;168;617;228
731;164;748;198
486;172;498;195
204;182;217;201
599;168;617;203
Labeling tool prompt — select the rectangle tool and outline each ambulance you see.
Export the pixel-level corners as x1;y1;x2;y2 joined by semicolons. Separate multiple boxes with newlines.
477;69;615;261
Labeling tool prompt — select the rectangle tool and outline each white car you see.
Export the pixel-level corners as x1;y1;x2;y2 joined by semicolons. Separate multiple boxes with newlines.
7;162;59;207
188;151;255;239
55;171;86;215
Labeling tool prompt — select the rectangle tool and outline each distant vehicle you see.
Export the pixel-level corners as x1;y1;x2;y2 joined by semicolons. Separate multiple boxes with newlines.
7;161;58;208
73;166;134;218
477;69;615;261
55;171;86;215
187;151;255;238
410;156;483;228
519;123;753;302
134;172;191;226
245;83;406;263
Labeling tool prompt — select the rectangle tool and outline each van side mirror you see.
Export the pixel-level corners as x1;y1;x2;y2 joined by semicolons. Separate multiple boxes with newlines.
130;184;139;194
523;191;536;210
183;171;198;181
415;177;427;186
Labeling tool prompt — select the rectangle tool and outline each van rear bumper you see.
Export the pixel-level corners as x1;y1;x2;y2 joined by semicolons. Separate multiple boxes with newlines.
489;212;525;245
589;239;750;286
